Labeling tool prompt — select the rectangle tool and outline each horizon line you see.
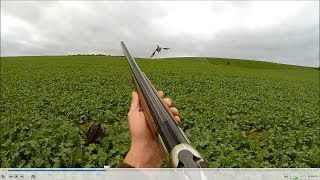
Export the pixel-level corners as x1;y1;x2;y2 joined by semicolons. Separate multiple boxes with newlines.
0;54;318;68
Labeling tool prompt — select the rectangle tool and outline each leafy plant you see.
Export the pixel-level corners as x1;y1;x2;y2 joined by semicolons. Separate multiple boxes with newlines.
1;56;319;167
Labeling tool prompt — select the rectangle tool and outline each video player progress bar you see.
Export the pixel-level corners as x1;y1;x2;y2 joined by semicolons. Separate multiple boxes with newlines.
5;167;110;172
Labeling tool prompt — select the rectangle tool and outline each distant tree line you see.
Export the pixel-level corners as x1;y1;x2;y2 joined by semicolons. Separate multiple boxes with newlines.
68;54;111;56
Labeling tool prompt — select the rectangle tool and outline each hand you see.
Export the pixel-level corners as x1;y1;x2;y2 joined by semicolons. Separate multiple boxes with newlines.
123;91;180;168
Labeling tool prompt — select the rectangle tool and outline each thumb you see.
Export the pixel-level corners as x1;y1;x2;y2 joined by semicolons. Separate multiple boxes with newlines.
130;91;141;111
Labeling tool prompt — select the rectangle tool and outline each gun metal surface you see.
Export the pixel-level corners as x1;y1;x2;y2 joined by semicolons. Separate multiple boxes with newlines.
121;41;206;168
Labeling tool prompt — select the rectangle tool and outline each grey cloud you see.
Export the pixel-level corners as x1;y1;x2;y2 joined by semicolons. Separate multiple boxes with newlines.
1;1;169;56
203;4;319;67
1;1;319;67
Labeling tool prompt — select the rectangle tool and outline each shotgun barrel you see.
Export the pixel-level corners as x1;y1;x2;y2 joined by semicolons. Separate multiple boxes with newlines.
121;41;206;168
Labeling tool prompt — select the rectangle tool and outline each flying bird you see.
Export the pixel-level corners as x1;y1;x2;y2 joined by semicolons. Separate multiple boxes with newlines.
150;45;170;58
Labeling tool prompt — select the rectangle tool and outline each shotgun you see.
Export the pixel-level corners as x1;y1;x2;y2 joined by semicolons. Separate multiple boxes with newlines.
121;41;206;168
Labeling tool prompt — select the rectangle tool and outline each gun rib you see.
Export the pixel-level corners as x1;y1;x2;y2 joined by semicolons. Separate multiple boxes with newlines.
121;41;188;152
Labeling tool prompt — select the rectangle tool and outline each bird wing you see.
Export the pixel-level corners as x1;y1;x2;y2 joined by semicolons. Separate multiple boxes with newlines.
150;50;156;58
163;48;170;50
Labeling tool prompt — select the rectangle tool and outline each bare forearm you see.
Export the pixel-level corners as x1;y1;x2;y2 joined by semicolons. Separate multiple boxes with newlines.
123;142;163;168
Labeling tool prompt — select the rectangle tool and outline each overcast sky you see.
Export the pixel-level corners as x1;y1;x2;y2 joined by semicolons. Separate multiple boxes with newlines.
1;1;319;67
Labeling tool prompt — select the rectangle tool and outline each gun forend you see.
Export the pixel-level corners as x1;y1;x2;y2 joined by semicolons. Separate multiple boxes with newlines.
121;41;206;168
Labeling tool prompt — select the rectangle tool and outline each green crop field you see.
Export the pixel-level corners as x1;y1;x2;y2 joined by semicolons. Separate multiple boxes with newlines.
1;56;319;168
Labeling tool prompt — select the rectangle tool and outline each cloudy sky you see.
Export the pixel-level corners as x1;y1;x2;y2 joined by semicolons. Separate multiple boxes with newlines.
1;1;319;67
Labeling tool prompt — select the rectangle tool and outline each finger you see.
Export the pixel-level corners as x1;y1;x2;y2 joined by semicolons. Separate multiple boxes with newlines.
163;98;172;107
174;116;181;124
157;91;164;98
130;92;141;111
170;107;179;116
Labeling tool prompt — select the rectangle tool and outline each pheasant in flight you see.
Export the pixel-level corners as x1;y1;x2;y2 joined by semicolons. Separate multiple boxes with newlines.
150;45;170;58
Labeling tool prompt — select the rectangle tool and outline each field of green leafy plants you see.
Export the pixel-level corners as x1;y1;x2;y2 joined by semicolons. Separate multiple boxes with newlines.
1;55;319;168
